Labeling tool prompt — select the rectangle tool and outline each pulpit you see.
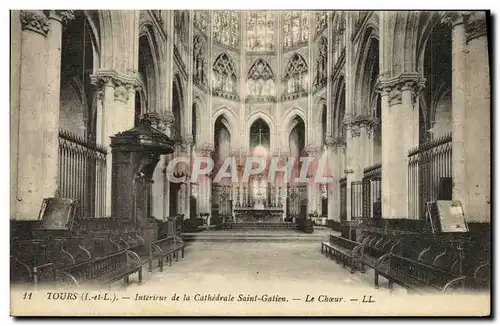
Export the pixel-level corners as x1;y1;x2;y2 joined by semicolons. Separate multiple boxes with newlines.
110;120;174;246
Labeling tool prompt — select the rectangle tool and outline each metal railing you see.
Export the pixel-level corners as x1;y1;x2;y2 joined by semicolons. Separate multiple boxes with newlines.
351;181;363;219
362;162;382;219
58;129;107;218
408;133;452;219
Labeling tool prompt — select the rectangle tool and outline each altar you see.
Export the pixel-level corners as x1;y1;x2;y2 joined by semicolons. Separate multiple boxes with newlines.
233;207;284;223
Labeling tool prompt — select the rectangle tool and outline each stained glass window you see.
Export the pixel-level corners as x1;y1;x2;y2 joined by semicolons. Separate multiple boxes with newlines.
194;11;207;33
247;11;275;52
213;11;240;47
283;52;308;95
283;12;309;49
212;53;238;99
247;58;275;100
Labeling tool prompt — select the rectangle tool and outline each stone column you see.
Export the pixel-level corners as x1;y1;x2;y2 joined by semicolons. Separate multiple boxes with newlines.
16;10;50;219
43;10;75;199
305;145;321;215
377;74;425;219
465;12;490;222
91;70;139;216
345;122;359;221
447;13;468;214
183;136;194;220
197;145;213;223
325;136;336;222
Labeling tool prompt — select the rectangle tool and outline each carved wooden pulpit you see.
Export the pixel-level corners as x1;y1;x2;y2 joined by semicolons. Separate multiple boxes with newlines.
110;120;174;245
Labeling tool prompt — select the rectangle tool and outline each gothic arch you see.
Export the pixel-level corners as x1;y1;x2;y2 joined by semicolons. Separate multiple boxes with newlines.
192;96;207;146
212;52;238;99
247;58;275;99
283;52;308;78
172;73;184;138
332;75;346;138
248;58;274;79
354;26;379;116
312;98;327;145
281;108;307;147
416;11;450;76
138;26;161;113
97;10;126;70
212;107;238;145
246;111;276;151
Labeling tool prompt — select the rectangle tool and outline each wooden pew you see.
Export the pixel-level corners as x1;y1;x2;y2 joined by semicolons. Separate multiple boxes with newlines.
362;235;400;271
374;253;465;293
149;236;186;272
321;234;364;273
56;250;143;288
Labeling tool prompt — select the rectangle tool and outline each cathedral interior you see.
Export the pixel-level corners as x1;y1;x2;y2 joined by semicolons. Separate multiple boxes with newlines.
9;10;491;296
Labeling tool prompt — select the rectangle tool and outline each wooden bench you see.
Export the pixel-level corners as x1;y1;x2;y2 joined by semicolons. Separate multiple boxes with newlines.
321;235;364;273
362;236;400;270
56;250;143;288
374;253;465;294
149;236;186;272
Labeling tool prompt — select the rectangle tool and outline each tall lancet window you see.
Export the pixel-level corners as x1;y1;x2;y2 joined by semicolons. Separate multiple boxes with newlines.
282;52;308;100
283;12;309;49
246;58;275;103
313;37;328;91
212;53;239;100
247;11;275;52
213;11;240;47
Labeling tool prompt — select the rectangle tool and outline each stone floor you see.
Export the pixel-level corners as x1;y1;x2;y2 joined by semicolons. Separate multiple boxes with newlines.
114;240;406;294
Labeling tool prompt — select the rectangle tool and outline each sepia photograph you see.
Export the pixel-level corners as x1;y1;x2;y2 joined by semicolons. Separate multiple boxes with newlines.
8;9;492;317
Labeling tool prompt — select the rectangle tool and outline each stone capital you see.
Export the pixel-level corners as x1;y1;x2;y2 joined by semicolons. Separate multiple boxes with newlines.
197;143;214;156
376;73;426;107
140;112;173;133
20;10;50;36
466;12;488;42
91;69;140;104
304;144;322;156
324;135;336;147
343;114;378;130
332;136;346;149
47;10;75;24
441;11;470;28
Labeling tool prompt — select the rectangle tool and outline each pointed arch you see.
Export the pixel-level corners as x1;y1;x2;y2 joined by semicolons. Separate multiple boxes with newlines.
247;58;275;100
172;73;184;138
283;52;308;98
332;75;346;139
283;52;308;78
281;108;307;148
354;26;379;116
212;52;238;100
212;107;238;145
246;111;276;151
